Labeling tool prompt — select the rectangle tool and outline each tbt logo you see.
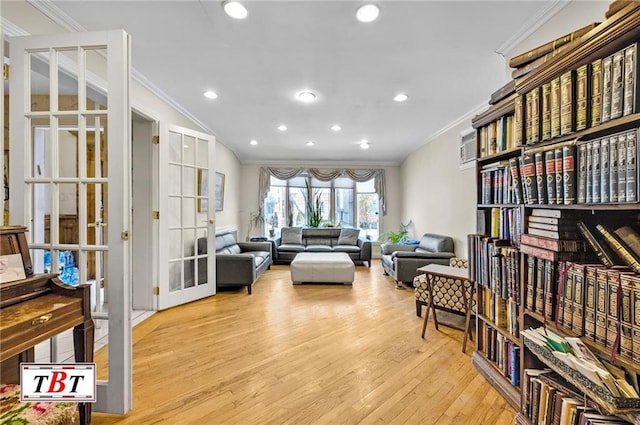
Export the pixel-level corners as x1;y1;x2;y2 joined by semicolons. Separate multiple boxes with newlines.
20;364;96;402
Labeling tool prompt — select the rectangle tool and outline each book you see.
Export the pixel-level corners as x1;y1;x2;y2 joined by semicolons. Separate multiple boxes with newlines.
555;148;564;204
520;243;583;262
586;143;593;203
490;79;516;105
535;152;547;204
542;83;552;140
509;157;523;205
521;233;585;252
520;156;531;204
601;55;613;123
560;70;574;135
610;50;625;120
618;132;627;202
545;150;557;204
528;215;572;225
508;23;599;69
526;90;534;145
530;208;578;219
515;95;524;147
528;221;578;233
576;221;617;267
591;59;602;128
596;224;640;274
601;138;610;203
614;225;640;257
532;88;541;144
577;144;587;203
623;43;638;116
592;140;601;203
523;153;539;204
626;129;637;202
609;136;619;203
562;145;576;204
551;77;561;139
528;227;579;240
575;64;589;131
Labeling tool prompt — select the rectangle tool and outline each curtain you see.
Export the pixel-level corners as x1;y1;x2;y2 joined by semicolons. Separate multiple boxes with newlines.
258;167;387;215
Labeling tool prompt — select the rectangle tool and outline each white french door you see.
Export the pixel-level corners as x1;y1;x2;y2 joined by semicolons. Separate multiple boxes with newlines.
158;123;216;310
9;30;132;414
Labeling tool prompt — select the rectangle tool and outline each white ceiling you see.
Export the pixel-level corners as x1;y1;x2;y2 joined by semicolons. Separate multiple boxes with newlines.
47;0;562;164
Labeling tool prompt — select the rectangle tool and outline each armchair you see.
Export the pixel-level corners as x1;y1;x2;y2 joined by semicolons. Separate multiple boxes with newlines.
380;233;455;286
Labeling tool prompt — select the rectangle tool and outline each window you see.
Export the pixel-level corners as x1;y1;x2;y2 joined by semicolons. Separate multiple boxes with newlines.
263;174;379;239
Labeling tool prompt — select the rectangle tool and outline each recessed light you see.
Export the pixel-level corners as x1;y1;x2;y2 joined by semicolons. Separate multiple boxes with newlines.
360;140;370;149
356;4;380;23
393;93;408;102
331;124;342;132
203;90;218;99
297;91;317;103
223;1;248;19
277;125;288;132
306;141;315;147
249;139;258;146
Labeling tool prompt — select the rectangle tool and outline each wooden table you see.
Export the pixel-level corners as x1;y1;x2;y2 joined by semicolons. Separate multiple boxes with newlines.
417;264;474;353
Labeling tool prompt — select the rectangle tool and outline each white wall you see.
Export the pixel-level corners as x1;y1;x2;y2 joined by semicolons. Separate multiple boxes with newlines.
214;143;241;234
239;163;402;244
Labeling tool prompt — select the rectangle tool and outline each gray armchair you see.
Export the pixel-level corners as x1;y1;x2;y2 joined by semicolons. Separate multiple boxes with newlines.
380;233;455;285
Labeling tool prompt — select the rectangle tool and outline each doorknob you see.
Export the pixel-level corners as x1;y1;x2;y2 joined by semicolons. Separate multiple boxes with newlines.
209;218;215;224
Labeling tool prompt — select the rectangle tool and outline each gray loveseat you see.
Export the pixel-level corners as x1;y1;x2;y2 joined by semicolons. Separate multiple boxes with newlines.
273;227;372;266
197;231;271;295
381;233;455;285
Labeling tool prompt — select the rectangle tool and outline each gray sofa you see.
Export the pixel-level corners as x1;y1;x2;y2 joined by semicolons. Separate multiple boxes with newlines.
381;233;455;285
273;227;372;266
197;232;271;295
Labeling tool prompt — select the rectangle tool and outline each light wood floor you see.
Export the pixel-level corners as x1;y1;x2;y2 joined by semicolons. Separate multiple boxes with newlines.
93;263;516;425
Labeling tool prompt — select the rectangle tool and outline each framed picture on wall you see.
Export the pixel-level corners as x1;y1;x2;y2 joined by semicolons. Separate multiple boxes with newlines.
197;168;208;212
215;172;225;211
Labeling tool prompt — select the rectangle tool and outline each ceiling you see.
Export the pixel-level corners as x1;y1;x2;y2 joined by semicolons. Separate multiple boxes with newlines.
46;0;562;164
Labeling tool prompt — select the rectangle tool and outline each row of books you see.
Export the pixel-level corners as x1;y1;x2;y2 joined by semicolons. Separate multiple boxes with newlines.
576;130;638;204
520;42;639;147
479;161;516;205
477;114;519;158
480;289;519;337
478;325;520;387
523;369;635;425
476;207;523;244
468;234;521;302
559;262;640;362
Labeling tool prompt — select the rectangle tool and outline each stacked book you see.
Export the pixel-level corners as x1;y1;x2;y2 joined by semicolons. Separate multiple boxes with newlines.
509;23;600;80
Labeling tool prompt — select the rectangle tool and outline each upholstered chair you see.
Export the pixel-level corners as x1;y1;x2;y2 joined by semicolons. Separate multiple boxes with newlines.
413;257;470;317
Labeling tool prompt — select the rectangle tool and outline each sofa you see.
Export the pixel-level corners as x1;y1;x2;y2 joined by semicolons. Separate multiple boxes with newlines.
272;227;372;266
197;231;272;295
380;233;455;285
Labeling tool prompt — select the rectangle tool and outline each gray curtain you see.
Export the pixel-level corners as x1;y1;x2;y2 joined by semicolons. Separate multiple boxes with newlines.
258;167;387;215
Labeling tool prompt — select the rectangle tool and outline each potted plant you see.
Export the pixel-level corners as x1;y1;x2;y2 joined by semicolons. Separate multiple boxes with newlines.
246;206;266;240
382;221;411;243
304;181;324;228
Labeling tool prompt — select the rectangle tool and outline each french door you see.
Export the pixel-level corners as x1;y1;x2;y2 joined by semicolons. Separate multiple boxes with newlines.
9;30;132;414
158;123;216;310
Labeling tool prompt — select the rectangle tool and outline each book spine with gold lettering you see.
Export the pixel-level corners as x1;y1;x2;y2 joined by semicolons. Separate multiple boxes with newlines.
596;224;640;274
601;138;610;203
554;148;563;205
562;145;576;204
550;77;561;138
618;132;627;202
592;140;601;203
545;150;557;204
610;50;625;120
595;268;608;345
525;91;533;145
624;43;639;116
591;59;602;127
626;129;637;202
514;95;524;147
601;55;613;123
610;136;619;203
541;83;552;140
534;152;547;204
560;70;575;135
572;264;585;334
576;221;617;267
586;143;593;203
522;153;538;204
577;144;587;204
575;64;589;131
531;88;540;144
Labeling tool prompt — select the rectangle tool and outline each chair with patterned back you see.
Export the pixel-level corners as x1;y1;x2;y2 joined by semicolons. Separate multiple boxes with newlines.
413;257;469;317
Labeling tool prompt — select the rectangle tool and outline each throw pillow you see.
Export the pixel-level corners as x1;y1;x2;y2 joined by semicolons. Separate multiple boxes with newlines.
281;227;303;245
337;228;360;245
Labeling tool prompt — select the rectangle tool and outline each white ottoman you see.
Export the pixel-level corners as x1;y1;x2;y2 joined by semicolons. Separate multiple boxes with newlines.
291;252;355;285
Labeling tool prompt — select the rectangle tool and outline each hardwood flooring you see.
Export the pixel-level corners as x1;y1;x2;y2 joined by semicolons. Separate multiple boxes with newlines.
93;263;516;425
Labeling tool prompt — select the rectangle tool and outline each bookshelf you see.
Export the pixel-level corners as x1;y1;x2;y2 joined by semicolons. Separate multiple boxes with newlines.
470;2;640;424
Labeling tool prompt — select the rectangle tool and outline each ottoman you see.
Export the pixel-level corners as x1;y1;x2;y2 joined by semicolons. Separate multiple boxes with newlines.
291;252;355;285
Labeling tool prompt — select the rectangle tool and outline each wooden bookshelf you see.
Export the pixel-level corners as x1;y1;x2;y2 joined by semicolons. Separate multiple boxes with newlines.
470;3;640;424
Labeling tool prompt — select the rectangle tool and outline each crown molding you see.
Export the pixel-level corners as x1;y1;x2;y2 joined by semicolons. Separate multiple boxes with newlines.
494;0;570;57
1;17;29;37
420;100;487;145
240;159;401;167
25;0;215;136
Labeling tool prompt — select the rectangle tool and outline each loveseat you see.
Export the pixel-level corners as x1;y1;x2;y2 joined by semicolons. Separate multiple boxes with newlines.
273;227;372;266
197;231;271;295
381;233;455;285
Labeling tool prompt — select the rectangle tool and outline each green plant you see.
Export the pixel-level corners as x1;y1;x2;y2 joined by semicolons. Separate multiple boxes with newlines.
304;181;324;228
382;222;410;243
246;206;266;238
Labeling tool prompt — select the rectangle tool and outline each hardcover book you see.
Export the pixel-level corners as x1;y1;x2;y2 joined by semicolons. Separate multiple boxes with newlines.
490;79;516;105
596;224;640;274
586;142;593;203
560;70;575;135
522;153;539;204
535;152;547;204
550;77;561;139
526;90;534;145
626;129;637;202
509;157;523;205
554;148;564;205
609;136;619;203
542;83;552;140
592;140;601;203
577;144;587;203
623;43;638;116
601;55;613;123
601;138;610;203
575;64;589;131
591;59;603;128
515;95;524;147
610;50;625;120
545;150;556;204
576;221;617;267
562;145;576;204
618;132;627;202
520;233;585;252
532;88;541;144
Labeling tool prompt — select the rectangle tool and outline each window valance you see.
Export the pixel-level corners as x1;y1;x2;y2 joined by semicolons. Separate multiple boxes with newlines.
258;167;387;215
